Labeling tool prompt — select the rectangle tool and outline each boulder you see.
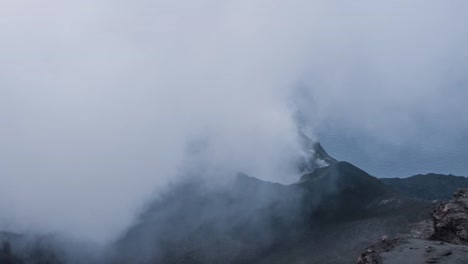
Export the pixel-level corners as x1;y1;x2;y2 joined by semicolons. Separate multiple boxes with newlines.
431;188;468;245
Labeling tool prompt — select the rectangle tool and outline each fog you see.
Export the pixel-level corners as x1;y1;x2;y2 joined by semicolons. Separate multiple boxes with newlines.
1;0;468;243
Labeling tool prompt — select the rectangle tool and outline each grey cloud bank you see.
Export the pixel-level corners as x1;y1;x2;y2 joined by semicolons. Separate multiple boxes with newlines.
0;0;467;242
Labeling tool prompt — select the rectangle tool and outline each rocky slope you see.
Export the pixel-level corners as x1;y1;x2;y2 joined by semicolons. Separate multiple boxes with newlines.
256;162;431;264
111;160;430;264
358;188;468;264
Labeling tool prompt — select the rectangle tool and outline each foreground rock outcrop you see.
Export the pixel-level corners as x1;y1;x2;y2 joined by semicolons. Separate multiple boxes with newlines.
358;188;468;264
432;188;468;245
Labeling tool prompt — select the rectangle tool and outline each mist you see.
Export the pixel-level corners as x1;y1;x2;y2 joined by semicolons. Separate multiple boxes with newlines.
1;0;468;244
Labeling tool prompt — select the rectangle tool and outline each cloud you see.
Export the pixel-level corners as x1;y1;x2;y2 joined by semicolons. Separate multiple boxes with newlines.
0;0;467;242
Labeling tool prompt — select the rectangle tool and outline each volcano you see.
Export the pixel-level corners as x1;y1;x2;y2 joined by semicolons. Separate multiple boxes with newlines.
110;141;431;264
2;139;456;264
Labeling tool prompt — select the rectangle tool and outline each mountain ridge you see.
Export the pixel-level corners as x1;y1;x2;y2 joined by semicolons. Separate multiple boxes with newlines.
381;173;468;200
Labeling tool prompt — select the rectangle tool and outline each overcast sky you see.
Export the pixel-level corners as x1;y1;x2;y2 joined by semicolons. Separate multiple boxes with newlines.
1;0;468;243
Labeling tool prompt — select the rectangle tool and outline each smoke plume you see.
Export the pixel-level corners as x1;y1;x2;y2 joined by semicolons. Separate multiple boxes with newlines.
1;0;467;243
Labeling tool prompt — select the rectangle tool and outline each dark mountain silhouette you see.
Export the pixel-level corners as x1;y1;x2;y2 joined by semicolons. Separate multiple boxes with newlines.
0;232;66;264
380;173;468;201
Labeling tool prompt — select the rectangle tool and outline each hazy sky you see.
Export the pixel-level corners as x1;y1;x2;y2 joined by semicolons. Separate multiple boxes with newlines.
1;0;468;242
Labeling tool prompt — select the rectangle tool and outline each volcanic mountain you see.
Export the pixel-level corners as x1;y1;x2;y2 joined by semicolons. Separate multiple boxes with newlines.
110;143;431;264
0;139;437;264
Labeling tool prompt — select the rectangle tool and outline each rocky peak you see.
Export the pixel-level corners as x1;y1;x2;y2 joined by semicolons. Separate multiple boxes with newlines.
297;133;337;173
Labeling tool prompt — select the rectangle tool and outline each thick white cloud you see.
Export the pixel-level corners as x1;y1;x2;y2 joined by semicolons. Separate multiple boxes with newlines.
0;0;467;242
